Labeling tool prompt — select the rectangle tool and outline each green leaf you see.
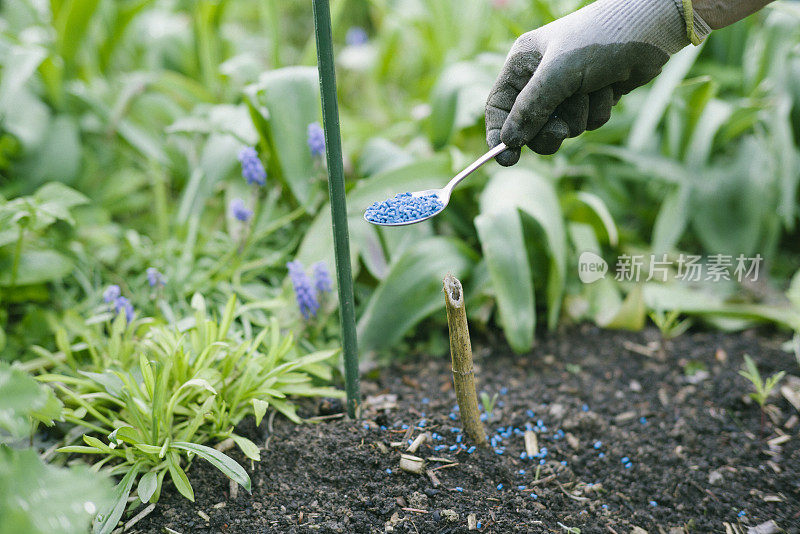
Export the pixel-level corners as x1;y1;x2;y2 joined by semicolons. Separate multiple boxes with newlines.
627;44;704;150
136;471;158;504
108;426;142;446
177;133;241;224
171;441;251;492
245;67;321;209
78;371;124;398
562;192;618;247
480;168;567;329
652;184;691;253
0;446;112;534
475;212;534;353
690;141;772;256
55;0;102;66
166;454;194;502
93;463;140;534
251;398;269;426
428;60;495;148
0;363;62;441
231;434;261;462
0;250;73;287
357;237;475;353
134;444;162;455
602;285;646;331
25;117;82;187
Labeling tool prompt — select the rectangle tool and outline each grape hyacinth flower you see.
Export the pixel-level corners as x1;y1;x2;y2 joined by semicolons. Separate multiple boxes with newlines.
307;122;325;157
345;27;368;47
287;261;319;319
313;261;332;294
113;296;135;323
103;284;121;303
238;147;266;186
146;267;165;288
230;198;252;222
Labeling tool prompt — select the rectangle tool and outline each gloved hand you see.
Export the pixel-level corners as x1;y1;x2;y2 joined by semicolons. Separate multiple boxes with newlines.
486;0;709;165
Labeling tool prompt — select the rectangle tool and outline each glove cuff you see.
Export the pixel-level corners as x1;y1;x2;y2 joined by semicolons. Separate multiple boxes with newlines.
586;0;692;55
674;0;712;45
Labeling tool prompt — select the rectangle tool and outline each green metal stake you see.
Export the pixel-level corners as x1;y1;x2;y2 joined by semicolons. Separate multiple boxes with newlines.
312;0;361;419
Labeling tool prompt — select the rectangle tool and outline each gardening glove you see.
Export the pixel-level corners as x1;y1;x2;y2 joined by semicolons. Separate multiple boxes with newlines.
486;0;711;165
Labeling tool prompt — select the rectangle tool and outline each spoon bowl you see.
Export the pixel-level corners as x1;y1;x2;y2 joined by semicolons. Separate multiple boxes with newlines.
364;143;508;227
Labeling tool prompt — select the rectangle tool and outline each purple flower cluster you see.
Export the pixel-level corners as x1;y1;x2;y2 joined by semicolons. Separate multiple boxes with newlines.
313;261;332;294
146;267;165;287
238;147;266;186
287;260;333;319
307;122;325;157
103;284;135;323
230;198;252;222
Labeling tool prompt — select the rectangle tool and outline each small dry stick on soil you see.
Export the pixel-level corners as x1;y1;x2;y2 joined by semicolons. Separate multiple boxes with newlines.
443;274;487;448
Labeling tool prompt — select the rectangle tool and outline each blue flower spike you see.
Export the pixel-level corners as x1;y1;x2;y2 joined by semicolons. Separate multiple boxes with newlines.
230;198;253;222
113;296;135;324
146;267;165;288
287;261;320;319
103;285;121;303
307;122;325;157
312;261;333;294
238;147;266;186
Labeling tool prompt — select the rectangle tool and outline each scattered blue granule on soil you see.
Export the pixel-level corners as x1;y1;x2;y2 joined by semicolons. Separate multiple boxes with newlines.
738;510;747;517
364;192;444;224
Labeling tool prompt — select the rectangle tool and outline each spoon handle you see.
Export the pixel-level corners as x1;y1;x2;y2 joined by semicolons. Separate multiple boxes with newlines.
443;142;508;195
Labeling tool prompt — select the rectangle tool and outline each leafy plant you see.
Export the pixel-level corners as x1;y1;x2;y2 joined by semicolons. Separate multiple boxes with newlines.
0;182;89;358
649;309;692;340
0;364;112;534
33;294;341;530
738;354;785;409
479;391;499;419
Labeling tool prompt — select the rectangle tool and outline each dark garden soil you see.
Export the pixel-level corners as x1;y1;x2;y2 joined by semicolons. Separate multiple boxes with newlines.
135;325;800;533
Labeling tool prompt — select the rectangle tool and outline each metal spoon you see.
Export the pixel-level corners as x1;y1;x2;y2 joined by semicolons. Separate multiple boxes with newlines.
364;143;508;227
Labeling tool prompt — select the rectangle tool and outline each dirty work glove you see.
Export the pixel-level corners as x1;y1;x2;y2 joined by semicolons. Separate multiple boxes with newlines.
486;0;710;165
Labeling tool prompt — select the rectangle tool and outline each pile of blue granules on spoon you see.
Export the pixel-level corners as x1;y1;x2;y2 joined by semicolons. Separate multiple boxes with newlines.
364;192;444;224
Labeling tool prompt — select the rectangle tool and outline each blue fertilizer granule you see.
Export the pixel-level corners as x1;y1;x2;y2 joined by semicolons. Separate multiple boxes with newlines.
364;192;444;224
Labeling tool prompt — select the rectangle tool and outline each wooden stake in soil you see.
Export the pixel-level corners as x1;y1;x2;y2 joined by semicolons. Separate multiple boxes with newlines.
443;274;487;448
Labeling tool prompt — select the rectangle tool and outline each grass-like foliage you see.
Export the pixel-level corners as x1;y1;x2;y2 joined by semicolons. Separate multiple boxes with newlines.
479;392;499;419
33;294;341;532
649;309;692;340
738;354;785;409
